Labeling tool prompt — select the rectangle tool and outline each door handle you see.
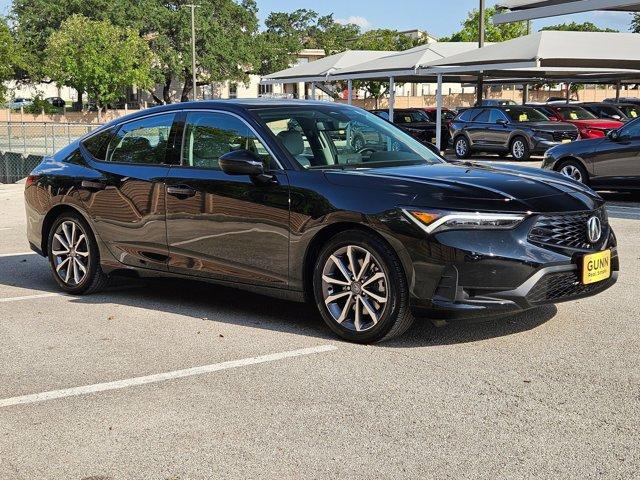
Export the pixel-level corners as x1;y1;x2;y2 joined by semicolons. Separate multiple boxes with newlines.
81;180;106;191
166;185;196;198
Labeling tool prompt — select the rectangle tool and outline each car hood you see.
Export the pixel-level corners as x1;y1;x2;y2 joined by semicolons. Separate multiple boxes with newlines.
518;121;577;132
324;162;602;213
564;118;622;129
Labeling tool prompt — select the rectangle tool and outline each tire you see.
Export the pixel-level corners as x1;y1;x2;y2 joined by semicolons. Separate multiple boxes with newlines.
510;136;530;161
558;159;589;185
454;136;471;159
312;230;414;343
47;211;108;295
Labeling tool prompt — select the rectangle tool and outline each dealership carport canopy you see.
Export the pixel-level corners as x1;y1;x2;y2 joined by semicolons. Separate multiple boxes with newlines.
421;31;640;149
494;0;640;24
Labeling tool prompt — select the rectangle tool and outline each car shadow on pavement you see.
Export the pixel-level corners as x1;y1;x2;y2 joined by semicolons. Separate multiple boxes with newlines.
0;253;556;346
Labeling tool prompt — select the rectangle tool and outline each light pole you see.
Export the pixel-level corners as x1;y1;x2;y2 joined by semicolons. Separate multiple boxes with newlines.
477;0;485;106
184;4;198;101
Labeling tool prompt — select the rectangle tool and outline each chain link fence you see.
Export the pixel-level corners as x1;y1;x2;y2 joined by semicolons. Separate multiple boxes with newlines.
0;122;101;183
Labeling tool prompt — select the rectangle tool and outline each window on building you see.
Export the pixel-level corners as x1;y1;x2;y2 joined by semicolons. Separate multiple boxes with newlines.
258;84;273;96
229;83;238;99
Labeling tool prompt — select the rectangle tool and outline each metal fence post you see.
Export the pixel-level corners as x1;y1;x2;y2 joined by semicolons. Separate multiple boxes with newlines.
44;122;48;156
22;122;26;155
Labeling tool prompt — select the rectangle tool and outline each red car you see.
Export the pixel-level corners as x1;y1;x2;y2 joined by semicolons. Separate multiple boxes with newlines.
533;104;623;139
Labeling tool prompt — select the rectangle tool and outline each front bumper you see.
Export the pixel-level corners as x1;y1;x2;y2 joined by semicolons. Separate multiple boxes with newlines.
406;214;619;321
531;138;574;154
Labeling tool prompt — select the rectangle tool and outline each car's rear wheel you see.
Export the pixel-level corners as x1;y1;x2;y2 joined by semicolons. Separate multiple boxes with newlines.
558;159;589;185
312;230;414;343
510;136;530;161
454;136;471;159
47;212;108;295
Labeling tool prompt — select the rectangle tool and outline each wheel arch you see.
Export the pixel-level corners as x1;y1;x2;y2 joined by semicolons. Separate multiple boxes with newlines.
40;204;96;256
301;221;413;303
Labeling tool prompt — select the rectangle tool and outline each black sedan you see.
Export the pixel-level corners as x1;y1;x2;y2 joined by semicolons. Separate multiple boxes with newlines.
25;100;618;343
580;102;639;122
370;108;449;147
542;117;640;191
450;106;579;161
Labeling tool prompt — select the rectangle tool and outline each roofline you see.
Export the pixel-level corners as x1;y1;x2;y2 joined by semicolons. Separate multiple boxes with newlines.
493;0;640;24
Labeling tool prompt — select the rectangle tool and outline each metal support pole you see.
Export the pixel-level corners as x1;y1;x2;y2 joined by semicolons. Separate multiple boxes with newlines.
347;80;353;105
389;77;395;122
615;81;621;101
566;83;571;103
476;0;485;106
435;74;443;152
186;4;198;102
311;82;316;100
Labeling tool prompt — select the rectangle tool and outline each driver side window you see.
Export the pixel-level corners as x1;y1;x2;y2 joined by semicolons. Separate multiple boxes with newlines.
619;119;640;138
182;112;275;170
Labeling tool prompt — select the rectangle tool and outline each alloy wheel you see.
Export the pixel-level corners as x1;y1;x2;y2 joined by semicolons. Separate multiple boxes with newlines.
455;138;467;156
560;164;583;183
321;245;388;332
512;140;526;159
51;220;90;286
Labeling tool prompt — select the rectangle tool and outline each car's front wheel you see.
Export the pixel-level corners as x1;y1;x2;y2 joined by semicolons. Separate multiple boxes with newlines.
312;230;414;343
558;159;589;185
47;212;108;294
510;136;530;161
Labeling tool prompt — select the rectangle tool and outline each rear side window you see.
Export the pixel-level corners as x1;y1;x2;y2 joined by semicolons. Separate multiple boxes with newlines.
474;110;491;122
106;113;175;165
457;109;479;122
82;127;115;160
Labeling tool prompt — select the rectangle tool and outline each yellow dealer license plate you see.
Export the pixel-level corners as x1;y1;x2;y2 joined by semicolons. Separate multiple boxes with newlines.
562;139;572;144
582;249;611;285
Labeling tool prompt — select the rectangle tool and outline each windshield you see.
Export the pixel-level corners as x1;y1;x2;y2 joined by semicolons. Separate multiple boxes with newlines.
502;107;549;123
394;110;430;124
619;105;639;119
555;106;596;120
254;106;443;170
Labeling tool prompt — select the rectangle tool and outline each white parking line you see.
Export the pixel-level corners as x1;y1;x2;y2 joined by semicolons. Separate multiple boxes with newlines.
0;292;61;303
0;345;338;408
0;251;37;257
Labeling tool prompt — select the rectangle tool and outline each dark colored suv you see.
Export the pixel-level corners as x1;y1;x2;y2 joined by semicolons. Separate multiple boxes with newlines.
370;108;449;147
450;106;579;161
24;100;618;343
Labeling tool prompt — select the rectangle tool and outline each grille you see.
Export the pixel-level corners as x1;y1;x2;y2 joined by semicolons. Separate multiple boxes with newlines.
526;270;609;305
552;130;579;142
528;207;608;251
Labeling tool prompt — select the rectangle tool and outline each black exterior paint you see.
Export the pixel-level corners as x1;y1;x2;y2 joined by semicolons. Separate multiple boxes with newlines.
25;100;618;320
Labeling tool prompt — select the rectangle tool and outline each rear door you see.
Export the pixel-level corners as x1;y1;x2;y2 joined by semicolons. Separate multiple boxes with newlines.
593;120;640;189
79;112;178;271
164;110;290;287
468;109;491;146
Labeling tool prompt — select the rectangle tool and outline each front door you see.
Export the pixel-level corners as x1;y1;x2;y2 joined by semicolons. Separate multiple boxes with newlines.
78;112;178;270
593;120;640;189
165;110;290;287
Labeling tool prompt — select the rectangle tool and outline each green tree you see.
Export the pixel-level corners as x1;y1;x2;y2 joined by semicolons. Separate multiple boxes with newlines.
256;9;360;76
442;6;528;42
540;21;618;32
632;13;640;33
0;17;16;102
350;29;415;104
44;15;152;111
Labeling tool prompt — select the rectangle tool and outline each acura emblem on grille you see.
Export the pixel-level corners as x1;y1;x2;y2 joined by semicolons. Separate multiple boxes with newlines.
587;216;602;243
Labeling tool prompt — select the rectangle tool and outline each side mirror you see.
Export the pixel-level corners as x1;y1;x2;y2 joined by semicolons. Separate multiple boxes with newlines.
219;149;265;176
607;130;620;141
496;119;508;126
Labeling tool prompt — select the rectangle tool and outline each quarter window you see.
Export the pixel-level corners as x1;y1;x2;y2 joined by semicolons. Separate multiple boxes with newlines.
181;111;275;170
106;114;175;164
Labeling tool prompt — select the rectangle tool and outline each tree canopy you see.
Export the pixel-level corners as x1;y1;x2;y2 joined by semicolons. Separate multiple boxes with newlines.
0;17;16;102
442;6;528;42
540;21;618;32
44;15;153;109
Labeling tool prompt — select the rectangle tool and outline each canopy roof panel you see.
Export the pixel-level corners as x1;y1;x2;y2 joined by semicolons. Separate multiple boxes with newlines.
426;31;640;71
262;50;393;81
493;0;640;24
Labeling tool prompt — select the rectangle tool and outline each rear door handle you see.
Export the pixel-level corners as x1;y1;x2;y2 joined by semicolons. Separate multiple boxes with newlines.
166;185;196;198
81;180;106;191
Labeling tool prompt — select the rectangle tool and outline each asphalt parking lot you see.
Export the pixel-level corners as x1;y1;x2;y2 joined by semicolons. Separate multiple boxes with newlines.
1;163;639;479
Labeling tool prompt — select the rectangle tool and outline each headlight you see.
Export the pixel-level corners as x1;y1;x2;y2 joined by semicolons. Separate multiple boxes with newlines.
403;209;526;234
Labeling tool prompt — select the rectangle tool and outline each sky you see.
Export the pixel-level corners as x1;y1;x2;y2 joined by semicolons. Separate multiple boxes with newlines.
0;0;635;36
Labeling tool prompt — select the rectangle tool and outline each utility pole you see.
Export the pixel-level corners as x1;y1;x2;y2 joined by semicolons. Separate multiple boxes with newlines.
477;0;485;106
185;4;198;101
